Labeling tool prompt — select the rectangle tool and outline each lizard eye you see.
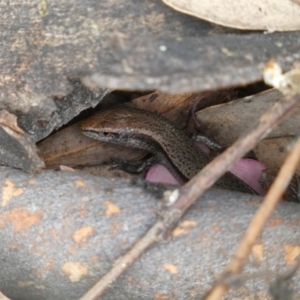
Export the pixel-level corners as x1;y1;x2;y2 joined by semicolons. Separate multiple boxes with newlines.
103;132;110;136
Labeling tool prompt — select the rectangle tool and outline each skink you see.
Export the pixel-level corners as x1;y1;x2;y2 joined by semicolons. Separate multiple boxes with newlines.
80;106;256;194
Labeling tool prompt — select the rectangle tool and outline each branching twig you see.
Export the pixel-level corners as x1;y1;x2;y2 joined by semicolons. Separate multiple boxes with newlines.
79;93;299;300
205;135;300;300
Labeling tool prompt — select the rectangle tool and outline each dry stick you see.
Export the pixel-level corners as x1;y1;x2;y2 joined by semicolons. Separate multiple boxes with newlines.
205;135;300;300
79;94;299;300
79;221;166;300
172;94;298;213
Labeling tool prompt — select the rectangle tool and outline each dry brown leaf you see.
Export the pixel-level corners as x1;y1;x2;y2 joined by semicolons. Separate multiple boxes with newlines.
255;137;300;175
292;0;300;6
37;122;147;178
0;110;25;135
130;90;194;124
195;89;300;145
195;89;300;174
162;0;300;31
0;291;10;300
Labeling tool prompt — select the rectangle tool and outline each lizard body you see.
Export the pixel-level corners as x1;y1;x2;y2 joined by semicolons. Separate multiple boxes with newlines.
80;106;256;194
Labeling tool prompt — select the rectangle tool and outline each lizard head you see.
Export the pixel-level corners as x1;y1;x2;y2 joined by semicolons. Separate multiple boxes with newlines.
79;105;148;142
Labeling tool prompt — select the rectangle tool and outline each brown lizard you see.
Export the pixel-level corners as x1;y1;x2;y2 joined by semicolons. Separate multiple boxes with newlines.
80;106;256;194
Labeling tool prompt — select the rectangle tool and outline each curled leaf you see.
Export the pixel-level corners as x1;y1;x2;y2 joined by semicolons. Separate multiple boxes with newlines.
162;0;300;31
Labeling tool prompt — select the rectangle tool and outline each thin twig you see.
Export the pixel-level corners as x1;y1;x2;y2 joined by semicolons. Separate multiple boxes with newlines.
205;135;300;300
172;94;298;213
79;221;165;300
79;94;299;300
